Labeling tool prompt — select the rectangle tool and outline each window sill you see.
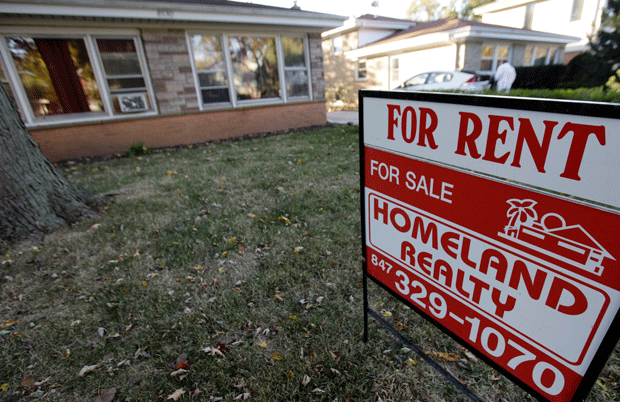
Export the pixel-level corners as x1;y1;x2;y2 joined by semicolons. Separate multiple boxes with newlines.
26;111;159;130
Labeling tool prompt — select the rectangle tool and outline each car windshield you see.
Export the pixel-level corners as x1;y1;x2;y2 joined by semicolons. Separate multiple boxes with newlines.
427;72;452;84
404;73;428;87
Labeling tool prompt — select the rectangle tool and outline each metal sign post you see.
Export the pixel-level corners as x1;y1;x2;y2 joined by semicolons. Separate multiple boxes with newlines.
359;90;620;402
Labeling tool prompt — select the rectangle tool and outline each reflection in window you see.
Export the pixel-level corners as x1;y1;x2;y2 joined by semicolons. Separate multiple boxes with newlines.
282;37;308;98
534;47;549;66
97;39;150;113
356;59;367;80
191;35;230;105
481;44;510;71
7;37;102;116
229;36;280;101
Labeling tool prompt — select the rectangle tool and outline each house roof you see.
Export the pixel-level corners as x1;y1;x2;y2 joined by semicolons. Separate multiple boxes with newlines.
345;17;580;59
322;13;415;38
0;0;347;30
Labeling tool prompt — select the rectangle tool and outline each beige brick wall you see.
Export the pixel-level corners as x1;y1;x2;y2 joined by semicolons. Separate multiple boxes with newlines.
142;29;200;115
32;101;327;162
308;33;325;101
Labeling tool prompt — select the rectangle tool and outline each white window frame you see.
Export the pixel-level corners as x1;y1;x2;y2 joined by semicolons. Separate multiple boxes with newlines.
186;33;232;109
356;59;367;81
0;27;157;128
332;35;342;55
524;45;561;66
481;43;512;72
188;32;312;111
390;56;400;84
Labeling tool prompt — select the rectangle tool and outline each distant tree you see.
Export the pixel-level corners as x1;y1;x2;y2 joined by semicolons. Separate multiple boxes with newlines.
461;0;494;20
406;0;442;21
590;0;620;87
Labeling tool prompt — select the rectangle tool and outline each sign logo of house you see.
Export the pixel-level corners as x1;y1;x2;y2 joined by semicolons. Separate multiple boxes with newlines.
499;199;614;277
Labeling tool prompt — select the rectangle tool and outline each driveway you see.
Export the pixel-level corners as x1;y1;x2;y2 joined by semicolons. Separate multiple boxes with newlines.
327;110;359;126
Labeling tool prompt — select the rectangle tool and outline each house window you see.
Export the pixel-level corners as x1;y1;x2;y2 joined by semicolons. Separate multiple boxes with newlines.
570;0;584;21
481;44;510;71
390;57;399;83
524;45;559;66
189;33;311;108
2;32;154;125
96;38;152;114
356;59;367;80
6;37;103;117
190;35;230;105
229;36;280;101
282;37;309;98
332;35;342;54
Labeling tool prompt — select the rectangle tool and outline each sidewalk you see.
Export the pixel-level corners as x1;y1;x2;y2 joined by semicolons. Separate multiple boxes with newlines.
327;110;359;126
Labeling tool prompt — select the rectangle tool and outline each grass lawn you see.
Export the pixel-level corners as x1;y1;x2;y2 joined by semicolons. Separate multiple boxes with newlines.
1;126;618;401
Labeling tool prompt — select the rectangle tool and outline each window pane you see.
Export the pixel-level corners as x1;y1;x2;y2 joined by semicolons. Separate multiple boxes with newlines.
201;88;230;104
285;70;308;97
549;47;559;64
480;59;493;71
229;36;280;101
191;35;224;70
7;37;102;116
482;45;494;58
107;77;146;91
534;47;548;65
282;37;305;67
524;45;533;65
198;71;228;88
97;39;141;75
497;45;510;59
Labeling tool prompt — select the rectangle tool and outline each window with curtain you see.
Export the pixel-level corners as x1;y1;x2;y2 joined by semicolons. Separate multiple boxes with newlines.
6;37;102;116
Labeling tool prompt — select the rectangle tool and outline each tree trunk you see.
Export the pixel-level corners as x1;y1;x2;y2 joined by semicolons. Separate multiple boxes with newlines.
0;84;103;242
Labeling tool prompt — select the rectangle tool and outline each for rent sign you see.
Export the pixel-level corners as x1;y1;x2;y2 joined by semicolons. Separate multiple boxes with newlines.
360;90;620;402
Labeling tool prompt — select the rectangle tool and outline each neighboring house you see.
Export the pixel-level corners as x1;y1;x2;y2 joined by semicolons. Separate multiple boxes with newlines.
473;0;607;63
0;0;345;161
322;14;578;109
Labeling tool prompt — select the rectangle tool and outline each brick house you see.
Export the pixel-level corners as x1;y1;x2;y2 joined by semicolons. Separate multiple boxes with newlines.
322;14;578;109
0;0;345;161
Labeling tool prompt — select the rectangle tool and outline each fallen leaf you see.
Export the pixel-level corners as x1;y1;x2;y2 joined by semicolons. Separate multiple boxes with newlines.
312;388;325;393
167;388;185;400
272;352;282;360
294;247;304;253
302;375;311;386
210;397;223;402
20;378;35;388
78;364;100;377
233;393;250;400
170;369;188;378
0;383;8;392
256;340;268;348
92;388;116;402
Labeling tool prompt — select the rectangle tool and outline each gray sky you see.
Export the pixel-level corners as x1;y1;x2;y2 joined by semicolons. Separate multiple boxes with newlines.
234;0;418;19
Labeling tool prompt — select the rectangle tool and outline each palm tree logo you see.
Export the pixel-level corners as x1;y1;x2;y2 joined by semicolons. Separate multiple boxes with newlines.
504;199;538;237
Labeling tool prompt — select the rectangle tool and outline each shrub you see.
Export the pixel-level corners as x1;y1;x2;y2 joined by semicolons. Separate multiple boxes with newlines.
128;142;151;156
512;64;567;89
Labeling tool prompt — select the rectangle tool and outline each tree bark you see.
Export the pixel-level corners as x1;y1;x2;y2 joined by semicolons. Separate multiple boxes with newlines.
0;83;103;242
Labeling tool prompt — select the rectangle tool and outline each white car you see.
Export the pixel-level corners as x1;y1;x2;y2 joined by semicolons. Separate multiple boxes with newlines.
396;71;492;91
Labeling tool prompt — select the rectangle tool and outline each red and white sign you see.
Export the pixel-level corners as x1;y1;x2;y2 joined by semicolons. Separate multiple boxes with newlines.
361;91;620;402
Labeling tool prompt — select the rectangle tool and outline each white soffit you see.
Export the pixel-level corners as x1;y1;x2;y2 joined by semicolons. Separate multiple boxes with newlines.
0;1;346;29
